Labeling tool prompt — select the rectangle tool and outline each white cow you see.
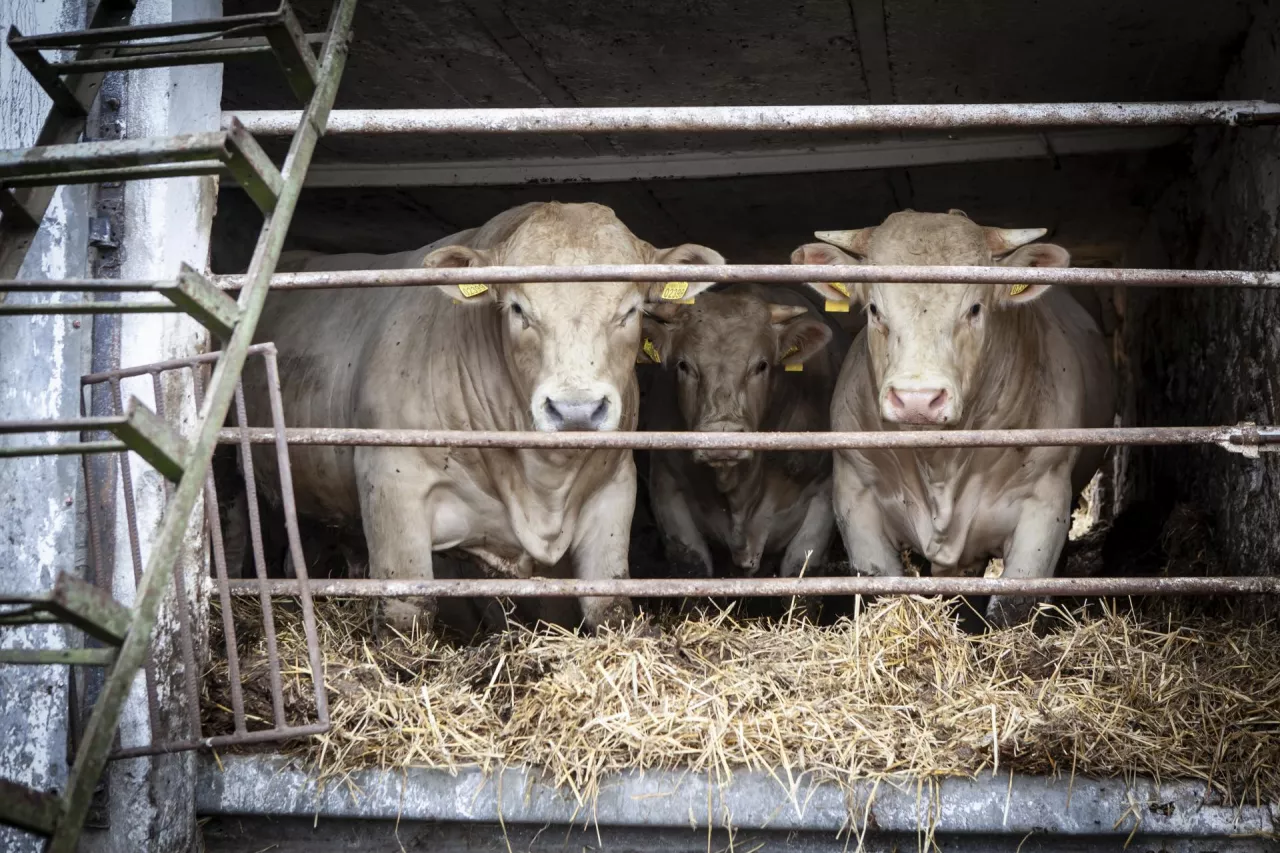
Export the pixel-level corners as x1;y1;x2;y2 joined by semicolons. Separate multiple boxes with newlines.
792;209;1113;625
241;202;725;634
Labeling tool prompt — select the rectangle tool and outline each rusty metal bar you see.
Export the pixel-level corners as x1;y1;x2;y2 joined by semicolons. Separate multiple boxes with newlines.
0;416;127;433
230;101;1280;137
80;342;275;384
111;722;331;759
213;424;1278;452
231;575;1280;598
14;265;1280;293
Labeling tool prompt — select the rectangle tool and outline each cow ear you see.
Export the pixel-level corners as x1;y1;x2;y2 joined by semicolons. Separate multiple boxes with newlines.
996;242;1069;305
423;245;497;304
790;242;863;309
774;309;833;367
645;243;725;303
639;303;680;365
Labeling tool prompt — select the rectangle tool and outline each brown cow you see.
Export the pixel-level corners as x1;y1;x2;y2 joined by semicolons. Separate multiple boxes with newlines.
639;284;849;581
240;202;726;634
792;210;1113;625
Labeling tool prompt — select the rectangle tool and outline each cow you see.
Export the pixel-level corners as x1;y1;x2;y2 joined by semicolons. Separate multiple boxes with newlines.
791;209;1113;626
239;201;726;635
639;284;850;585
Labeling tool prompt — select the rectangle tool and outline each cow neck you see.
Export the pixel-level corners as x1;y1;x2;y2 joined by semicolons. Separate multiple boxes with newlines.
899;305;1048;497
708;453;765;508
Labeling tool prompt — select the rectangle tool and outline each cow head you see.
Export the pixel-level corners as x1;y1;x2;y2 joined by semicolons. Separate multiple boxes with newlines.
792;209;1068;427
424;202;724;431
640;291;831;465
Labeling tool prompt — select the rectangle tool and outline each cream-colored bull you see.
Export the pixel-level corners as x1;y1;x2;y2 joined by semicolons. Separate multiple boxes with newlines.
792;210;1113;625
241;202;725;634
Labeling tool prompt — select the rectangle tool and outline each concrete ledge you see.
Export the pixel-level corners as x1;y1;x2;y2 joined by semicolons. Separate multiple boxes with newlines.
197;754;1277;840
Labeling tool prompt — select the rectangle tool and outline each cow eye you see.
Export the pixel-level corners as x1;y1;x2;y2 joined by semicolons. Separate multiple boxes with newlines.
676;359;691;375
753;360;769;375
508;301;531;328
868;303;879;318
619;305;638;324
969;303;982;318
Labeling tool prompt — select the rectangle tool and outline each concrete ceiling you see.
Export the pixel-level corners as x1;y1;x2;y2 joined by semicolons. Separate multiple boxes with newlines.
214;0;1259;269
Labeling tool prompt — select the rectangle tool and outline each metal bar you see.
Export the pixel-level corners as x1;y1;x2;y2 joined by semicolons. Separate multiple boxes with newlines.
262;1;319;103
209;264;1280;290
0;132;230;180
7;26;88;117
221;117;282;214
48;34;328;74
81;342;275;383
0;302;188;315
6;10;288;50
211;424;1276;451
0;573;133;644
160;263;242;338
234;385;288;729
111;722;331;759
0;648;117;666
0;416;127;433
263;347;329;727
21;265;1280;292
0;440;128;457
230;101;1280;137
230;575;1280;599
49;2;355;843
0;162;225;188
192;370;249;738
0;778;60;835
109;398;189;483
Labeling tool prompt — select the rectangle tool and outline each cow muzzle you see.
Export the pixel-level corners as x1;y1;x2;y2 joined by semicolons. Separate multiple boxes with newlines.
881;380;959;426
533;384;621;432
691;422;753;466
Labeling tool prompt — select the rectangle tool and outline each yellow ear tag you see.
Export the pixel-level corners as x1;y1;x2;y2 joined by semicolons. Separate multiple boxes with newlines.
1009;284;1030;297
678;298;696;305
825;300;850;313
458;283;489;298
641;338;661;364
830;282;851;297
661;281;689;301
782;345;803;372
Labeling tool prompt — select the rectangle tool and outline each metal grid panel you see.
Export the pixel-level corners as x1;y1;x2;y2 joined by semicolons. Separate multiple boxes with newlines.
73;344;328;758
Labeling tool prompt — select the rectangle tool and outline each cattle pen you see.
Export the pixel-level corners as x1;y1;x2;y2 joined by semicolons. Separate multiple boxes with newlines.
3;1;1280;852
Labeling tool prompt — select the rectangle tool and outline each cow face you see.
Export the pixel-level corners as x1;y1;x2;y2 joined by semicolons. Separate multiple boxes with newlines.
640;292;831;464
793;210;1068;427
424;203;724;432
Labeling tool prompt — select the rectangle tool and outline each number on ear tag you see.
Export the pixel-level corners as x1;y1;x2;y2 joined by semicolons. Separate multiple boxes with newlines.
458;283;489;298
661;281;689;300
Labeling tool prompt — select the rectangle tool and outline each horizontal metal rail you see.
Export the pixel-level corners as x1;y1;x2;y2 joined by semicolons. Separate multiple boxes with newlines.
0;416;127;433
229;101;1280;137
6;9;294;49
11;266;1280;293
44;34;326;75
0;302;184;315
110;722;331;760
214;424;1277;452
229;575;1280;598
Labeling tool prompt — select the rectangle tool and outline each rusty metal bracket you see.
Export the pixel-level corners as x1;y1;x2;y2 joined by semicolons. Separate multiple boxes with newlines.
0;573;132;645
109;397;189;482
1219;421;1280;458
263;1;320;103
0;778;60;836
159;263;243;338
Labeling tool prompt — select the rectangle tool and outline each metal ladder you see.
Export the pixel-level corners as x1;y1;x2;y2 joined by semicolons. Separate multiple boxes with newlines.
0;1;356;849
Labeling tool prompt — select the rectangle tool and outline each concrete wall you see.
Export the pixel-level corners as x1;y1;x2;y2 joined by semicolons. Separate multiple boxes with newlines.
0;3;90;852
1124;0;1280;581
1;0;220;851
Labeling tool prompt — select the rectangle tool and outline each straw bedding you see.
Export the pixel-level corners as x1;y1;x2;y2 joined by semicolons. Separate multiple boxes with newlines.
203;595;1280;809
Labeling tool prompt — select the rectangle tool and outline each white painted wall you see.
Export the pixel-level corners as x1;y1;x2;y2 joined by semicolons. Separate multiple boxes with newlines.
0;2;90;852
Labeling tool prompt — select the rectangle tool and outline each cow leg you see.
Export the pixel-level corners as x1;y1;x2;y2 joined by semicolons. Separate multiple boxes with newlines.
571;458;638;631
989;474;1073;628
780;486;836;620
356;449;439;638
833;469;902;579
649;462;714;579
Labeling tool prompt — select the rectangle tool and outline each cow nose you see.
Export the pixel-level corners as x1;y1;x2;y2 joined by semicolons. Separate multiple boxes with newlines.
885;387;951;425
543;396;611;431
692;423;753;466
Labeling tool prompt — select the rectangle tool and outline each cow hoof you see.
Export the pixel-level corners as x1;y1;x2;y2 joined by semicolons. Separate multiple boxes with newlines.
984;595;1038;630
374;596;437;640
582;597;635;633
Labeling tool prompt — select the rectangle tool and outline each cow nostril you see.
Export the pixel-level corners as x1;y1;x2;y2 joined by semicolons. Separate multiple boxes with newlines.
543;398;563;426
887;389;906;411
929;389;948;411
589;397;610;427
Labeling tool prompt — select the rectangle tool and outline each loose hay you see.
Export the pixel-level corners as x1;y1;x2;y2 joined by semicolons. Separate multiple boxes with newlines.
204;596;1280;810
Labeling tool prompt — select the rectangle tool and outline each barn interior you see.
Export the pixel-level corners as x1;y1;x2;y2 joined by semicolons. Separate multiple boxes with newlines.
208;0;1279;606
